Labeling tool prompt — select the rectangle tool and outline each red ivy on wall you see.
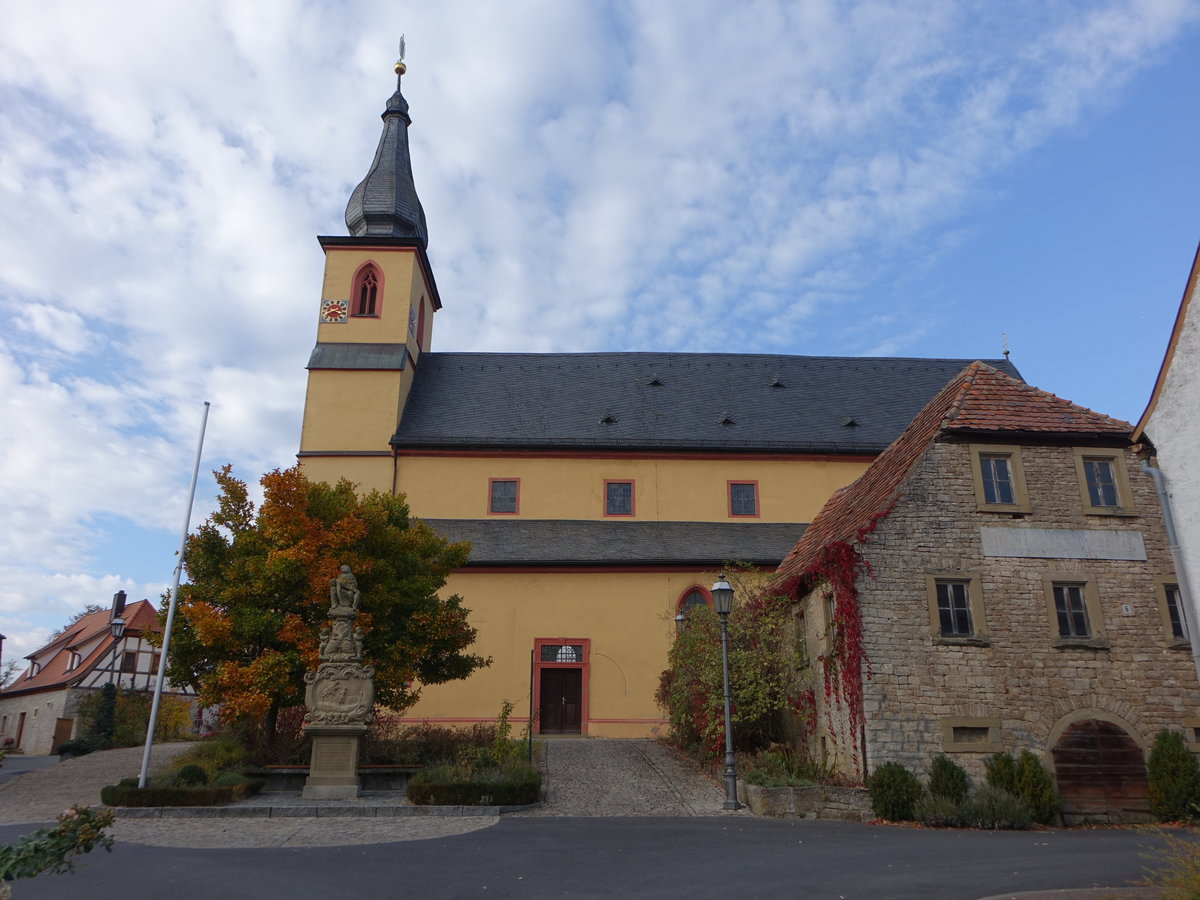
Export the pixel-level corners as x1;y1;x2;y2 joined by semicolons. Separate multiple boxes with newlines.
803;508;890;744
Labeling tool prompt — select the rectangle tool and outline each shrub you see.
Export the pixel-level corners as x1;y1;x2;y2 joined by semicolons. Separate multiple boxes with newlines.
176;764;209;787
406;764;541;806
56;737;102;759
985;750;1059;825
928;755;970;804
168;734;250;782
100;780;262;807
914;793;965;827
655;567;806;758
1142;829;1200;899
0;806;114;887
867;762;923;821
1148;730;1200;822
959;785;1033;830
741;746;832;787
77;687;194;748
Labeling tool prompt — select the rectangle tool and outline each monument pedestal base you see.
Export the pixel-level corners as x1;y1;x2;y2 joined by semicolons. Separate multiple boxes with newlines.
302;725;368;800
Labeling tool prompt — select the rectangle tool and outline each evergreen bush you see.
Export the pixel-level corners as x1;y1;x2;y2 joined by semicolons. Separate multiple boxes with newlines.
55;737;102;759
928;754;970;803
99;780;262;807
985;750;1059;825
867;762;922;821
175;764;209;787
1148;729;1200;822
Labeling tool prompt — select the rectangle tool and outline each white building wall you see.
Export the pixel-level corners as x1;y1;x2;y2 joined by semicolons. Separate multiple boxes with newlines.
1145;268;1200;631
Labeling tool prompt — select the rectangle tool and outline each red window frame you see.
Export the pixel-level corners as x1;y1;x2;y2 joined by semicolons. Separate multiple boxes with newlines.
532;637;590;736
487;478;520;515
728;480;760;517
350;261;384;317
603;479;636;517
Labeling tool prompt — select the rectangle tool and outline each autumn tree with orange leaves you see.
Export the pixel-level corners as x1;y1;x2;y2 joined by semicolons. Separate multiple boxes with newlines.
159;465;487;741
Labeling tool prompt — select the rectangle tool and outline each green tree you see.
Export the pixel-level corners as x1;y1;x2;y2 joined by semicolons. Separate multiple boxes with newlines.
158;465;488;740
655;567;805;756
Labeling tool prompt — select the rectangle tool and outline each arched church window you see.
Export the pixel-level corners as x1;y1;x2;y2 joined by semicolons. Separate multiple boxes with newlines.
675;587;711;633
351;263;382;316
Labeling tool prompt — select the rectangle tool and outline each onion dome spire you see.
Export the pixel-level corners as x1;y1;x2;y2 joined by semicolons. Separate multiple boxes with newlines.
345;39;429;247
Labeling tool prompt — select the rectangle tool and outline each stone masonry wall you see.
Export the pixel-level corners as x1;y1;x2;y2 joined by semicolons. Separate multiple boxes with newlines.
825;439;1197;783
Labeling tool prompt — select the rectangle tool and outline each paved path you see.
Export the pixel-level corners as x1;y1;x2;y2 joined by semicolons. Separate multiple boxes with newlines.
516;737;744;817
0;738;734;847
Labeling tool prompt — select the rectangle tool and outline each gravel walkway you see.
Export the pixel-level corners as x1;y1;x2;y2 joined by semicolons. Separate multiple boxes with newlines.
0;738;739;848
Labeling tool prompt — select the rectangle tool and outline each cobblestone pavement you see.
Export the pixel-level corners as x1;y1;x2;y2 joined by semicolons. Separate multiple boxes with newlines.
515;737;748;818
0;738;739;848
0;744;196;826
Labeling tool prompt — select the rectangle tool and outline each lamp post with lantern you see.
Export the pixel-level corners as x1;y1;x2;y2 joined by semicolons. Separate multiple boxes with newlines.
711;574;741;810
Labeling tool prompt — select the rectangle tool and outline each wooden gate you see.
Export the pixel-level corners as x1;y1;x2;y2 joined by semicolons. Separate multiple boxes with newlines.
1051;719;1150;824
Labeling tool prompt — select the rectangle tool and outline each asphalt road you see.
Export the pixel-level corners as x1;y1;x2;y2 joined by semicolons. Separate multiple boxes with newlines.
0;816;1168;899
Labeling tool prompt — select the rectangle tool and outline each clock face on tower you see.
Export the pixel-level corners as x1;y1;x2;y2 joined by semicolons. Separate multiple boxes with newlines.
320;299;349;323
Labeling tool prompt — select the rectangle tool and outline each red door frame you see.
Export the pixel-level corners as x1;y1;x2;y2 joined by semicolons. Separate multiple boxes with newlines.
532;638;590;736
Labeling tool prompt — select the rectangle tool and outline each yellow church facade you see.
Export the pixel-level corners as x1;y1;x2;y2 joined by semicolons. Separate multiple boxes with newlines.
298;63;1019;738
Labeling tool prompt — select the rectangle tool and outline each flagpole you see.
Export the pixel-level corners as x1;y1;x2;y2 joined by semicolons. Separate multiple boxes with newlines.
139;401;210;788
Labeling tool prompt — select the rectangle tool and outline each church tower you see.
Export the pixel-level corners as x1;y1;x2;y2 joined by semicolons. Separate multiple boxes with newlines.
298;51;441;492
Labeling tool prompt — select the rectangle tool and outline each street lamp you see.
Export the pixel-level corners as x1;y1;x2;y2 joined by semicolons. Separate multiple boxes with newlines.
97;611;127;747
711;574;740;810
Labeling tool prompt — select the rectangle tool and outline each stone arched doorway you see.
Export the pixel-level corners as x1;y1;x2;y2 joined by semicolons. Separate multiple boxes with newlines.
1050;717;1151;824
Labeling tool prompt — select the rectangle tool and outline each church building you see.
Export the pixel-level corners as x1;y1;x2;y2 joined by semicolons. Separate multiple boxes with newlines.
297;59;1019;738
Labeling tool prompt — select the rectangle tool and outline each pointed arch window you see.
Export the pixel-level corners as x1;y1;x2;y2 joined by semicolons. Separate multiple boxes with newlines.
675;586;711;633
351;263;383;317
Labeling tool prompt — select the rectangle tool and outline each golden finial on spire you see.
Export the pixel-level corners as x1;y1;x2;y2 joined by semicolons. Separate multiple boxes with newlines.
394;34;407;76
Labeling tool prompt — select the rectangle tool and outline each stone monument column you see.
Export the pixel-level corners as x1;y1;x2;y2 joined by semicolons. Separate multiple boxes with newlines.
302;565;375;799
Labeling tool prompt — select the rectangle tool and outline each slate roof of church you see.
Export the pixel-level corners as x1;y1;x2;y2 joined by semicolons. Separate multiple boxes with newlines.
392;353;1023;453
774;362;1132;590
426;519;807;567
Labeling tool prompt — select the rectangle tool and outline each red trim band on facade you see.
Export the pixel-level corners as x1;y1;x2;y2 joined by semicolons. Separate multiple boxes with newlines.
455;564;778;575
296;451;393;458
392;448;877;463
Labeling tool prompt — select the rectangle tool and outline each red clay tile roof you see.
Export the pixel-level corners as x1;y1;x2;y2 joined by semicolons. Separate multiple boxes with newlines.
774;363;1132;590
1;600;159;696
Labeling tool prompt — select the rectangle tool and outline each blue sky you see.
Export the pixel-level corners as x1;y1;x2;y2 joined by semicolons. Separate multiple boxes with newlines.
1;0;1198;669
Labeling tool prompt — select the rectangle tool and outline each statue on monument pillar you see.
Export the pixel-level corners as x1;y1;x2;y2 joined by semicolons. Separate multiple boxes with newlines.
330;564;361;610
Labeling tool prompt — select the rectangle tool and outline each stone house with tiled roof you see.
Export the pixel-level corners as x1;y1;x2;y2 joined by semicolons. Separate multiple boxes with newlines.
295;61;1026;738
775;363;1198;823
0;599;191;755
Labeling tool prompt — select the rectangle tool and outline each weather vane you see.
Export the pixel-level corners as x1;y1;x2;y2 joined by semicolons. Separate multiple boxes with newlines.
1001;332;1010;360
395;34;407;77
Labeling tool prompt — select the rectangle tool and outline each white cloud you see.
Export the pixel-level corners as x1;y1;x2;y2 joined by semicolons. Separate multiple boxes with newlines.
0;0;1196;652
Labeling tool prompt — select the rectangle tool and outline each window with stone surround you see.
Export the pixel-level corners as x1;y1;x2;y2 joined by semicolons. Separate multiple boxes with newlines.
942;717;1001;752
968;445;1031;514
925;572;988;645
1156;579;1190;647
1043;575;1108;648
1072;448;1135;516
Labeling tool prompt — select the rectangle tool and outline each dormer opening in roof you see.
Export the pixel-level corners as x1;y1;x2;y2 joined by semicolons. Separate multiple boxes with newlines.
600;412;618;425
344;38;429;246
647;374;663;386
769;376;785;388
719;413;735;425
